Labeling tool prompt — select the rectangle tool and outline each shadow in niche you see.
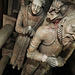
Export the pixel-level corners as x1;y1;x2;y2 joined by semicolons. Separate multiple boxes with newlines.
3;65;21;75
52;64;72;75
44;0;53;13
52;51;75;75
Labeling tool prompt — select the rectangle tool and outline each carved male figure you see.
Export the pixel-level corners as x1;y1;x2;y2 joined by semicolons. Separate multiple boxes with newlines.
26;10;75;75
10;0;46;70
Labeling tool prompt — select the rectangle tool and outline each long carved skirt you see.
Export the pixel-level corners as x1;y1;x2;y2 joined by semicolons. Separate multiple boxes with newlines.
10;35;30;69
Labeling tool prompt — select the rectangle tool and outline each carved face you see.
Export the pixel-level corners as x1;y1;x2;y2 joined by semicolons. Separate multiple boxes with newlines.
31;4;41;14
31;0;42;14
47;11;59;20
46;0;63;20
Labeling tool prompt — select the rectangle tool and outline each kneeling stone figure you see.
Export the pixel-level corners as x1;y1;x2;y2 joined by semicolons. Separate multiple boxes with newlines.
24;10;75;75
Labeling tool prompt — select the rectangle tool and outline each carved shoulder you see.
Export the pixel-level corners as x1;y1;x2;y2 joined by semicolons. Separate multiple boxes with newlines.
35;25;50;40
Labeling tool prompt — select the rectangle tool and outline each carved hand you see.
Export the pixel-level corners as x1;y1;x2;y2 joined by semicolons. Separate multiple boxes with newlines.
46;56;64;67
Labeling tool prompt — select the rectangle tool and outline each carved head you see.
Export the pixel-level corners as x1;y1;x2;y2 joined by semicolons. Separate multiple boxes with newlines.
31;0;45;14
46;0;63;20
